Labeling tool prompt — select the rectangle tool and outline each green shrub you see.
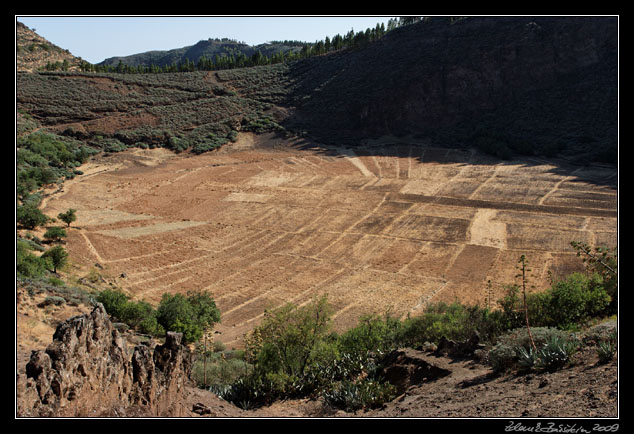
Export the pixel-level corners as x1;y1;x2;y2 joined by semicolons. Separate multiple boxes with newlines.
43;226;67;242
583;319;617;345
40;295;66;307
396;302;506;348
17;240;49;278
497;274;611;332
244;295;332;379
547;273;610;330
47;276;65;287
96;289;130;320
120;300;155;329
165;135;190;153
156;291;220;343
489;341;519;372
338;313;401;358
212;340;226;353
193;355;248;389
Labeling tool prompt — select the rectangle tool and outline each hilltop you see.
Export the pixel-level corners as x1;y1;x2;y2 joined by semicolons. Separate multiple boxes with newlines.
16;21;85;72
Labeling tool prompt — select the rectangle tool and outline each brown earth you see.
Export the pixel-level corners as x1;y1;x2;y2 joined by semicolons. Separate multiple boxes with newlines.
37;132;617;350
17;132;618;418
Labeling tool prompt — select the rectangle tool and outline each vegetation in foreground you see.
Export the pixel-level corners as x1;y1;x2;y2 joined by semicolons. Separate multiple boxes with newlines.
17;229;617;413
189;243;616;412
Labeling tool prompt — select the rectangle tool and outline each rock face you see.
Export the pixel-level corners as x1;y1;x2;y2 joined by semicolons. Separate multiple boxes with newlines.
16;304;192;417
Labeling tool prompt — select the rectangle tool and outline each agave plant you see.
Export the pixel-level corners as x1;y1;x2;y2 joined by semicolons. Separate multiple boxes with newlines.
597;329;617;364
535;336;578;371
515;346;537;370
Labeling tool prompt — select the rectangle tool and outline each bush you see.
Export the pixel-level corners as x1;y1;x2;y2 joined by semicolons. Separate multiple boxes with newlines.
17;240;49;278
396;302;507;348
97;289;219;342
338;313;401;358
192;354;248;389
497;273;611;332
40;295;66;307
43;226;67;242
96;289;130;320
547;273;610;330
156;291;220;343
120;299;155;329
243;295;332;378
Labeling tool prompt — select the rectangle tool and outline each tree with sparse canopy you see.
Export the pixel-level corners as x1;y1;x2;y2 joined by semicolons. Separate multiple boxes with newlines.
41;245;68;273
57;208;77;227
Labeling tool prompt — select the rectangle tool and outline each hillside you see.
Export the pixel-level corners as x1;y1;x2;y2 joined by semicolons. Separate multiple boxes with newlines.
99;38;304;68
282;16;618;165
17;17;618;165
16;17;618;420
16;21;85;72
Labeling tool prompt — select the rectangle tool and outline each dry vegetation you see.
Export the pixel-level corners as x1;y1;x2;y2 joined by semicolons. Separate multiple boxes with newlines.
39;133;617;349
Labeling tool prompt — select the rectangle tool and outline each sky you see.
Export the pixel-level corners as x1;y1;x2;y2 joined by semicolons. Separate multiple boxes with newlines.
16;16;396;64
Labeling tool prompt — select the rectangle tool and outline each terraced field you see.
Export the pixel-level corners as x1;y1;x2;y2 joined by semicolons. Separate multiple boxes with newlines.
42;133;617;347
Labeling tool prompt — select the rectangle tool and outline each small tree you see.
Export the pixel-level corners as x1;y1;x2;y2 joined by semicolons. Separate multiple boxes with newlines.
156;291;221;344
245;295;332;378
41;245;68;273
57;209;77;227
17;204;49;229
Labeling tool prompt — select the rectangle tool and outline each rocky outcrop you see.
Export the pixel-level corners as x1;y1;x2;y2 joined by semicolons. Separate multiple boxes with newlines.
434;331;486;358
381;348;451;395
16;304;192;417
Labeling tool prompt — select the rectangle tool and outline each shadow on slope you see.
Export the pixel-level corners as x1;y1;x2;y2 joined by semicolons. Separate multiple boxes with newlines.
279;16;618;170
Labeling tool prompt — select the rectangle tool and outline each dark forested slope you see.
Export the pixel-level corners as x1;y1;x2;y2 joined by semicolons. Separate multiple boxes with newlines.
282;16;618;164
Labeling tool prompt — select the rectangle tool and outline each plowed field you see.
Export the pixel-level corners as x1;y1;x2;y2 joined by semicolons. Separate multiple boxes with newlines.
42;133;617;347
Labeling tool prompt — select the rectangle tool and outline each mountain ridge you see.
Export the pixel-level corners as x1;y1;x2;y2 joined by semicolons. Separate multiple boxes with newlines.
98;37;305;68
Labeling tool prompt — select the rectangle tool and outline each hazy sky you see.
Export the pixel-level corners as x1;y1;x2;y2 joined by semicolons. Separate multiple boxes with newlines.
16;16;396;64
